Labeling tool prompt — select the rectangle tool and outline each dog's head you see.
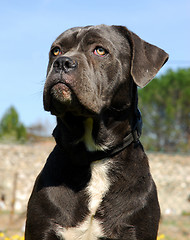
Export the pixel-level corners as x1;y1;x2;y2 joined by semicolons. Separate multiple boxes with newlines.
43;25;168;118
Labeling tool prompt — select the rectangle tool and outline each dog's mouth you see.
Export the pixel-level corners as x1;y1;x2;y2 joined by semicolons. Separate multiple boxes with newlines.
45;82;95;117
51;83;72;105
47;82;75;116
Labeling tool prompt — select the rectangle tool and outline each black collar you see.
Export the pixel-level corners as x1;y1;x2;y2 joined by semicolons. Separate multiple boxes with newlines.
88;110;142;162
55;110;143;164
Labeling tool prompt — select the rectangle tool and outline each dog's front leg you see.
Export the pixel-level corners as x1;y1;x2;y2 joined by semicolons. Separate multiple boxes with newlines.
99;225;138;240
25;228;60;240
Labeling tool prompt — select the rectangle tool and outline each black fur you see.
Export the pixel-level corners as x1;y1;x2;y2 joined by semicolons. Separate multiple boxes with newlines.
25;24;168;240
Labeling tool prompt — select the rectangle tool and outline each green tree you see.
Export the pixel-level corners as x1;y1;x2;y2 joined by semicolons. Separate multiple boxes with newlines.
138;68;190;152
0;106;27;142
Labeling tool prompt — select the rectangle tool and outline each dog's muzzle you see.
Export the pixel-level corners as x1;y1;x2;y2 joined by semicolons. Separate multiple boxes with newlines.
43;56;79;114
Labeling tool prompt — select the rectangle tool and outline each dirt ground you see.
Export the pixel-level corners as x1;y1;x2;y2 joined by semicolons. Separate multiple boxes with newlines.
0;213;189;239
159;215;190;240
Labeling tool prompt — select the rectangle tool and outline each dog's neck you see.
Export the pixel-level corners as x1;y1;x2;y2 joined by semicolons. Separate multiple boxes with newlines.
82;118;108;152
52;105;142;165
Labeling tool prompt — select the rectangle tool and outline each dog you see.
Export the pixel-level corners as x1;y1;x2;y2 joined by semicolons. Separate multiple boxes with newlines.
25;24;168;240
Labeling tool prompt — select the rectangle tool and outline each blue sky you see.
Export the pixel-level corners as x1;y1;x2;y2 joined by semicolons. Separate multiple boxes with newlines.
1;0;190;134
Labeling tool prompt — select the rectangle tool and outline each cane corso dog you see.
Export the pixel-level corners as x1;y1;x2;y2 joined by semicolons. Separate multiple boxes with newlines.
25;25;168;240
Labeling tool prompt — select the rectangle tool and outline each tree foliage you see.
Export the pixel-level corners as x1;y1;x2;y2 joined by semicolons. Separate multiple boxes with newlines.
138;68;190;152
0;106;27;142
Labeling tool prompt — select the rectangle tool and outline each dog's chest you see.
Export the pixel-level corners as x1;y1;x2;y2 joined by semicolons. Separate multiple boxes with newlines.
56;160;111;240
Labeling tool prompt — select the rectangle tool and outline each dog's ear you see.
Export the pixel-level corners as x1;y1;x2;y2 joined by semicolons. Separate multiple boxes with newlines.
129;31;169;88
113;26;169;88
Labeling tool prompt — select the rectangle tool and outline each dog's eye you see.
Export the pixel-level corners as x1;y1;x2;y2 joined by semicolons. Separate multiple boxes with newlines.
93;47;108;57
52;47;62;56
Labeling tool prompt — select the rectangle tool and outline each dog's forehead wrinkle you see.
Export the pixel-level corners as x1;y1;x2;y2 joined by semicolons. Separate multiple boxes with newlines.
55;26;90;43
52;29;83;50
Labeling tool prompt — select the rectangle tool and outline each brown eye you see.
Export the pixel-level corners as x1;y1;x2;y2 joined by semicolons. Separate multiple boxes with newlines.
93;47;108;57
52;47;62;56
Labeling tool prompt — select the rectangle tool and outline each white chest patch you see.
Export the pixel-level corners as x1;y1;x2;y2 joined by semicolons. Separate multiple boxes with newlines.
87;160;111;215
83;118;108;152
56;160;111;240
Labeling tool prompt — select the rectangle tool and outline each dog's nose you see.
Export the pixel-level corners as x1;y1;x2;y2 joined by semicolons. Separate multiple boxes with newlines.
53;56;78;73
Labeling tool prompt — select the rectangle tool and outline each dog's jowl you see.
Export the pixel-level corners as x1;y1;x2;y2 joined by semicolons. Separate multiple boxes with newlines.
25;25;168;240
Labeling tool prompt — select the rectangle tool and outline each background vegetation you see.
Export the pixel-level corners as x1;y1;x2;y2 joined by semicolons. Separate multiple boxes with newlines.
139;68;190;152
0;107;26;143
